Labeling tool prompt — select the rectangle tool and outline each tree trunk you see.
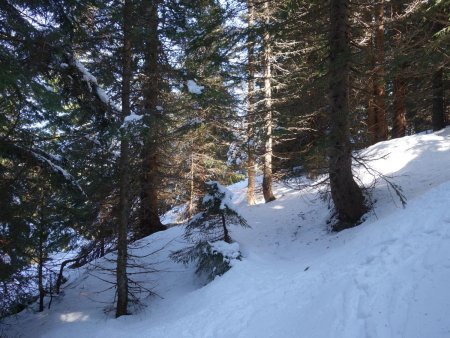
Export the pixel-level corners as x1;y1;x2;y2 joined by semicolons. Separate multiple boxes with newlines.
329;0;366;230
432;67;445;131
246;0;256;206
391;0;407;138
373;0;387;142
188;148;195;219
221;213;231;244
392;76;406;137
37;196;46;313
116;0;132;318
140;0;165;237
367;0;388;144
56;258;79;294
38;229;44;312
262;0;276;203
100;237;105;257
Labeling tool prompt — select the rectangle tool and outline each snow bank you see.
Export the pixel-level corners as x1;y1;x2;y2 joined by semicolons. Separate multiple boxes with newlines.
4;128;450;338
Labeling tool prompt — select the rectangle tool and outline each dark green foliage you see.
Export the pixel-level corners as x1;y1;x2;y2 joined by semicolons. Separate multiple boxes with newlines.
186;181;248;242
171;181;248;282
171;240;240;282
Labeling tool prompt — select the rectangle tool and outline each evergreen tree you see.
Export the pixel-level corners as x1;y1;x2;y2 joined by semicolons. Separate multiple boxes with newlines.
171;181;248;282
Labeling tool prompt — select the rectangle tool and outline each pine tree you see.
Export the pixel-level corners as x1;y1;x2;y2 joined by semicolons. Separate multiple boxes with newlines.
171;181;248;282
116;0;133;318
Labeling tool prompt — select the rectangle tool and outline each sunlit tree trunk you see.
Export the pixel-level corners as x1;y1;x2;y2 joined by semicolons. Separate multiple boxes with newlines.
188;147;196;218
246;0;256;205
262;0;276;203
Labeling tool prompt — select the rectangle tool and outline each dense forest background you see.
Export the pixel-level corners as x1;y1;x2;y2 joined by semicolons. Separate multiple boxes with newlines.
0;0;448;318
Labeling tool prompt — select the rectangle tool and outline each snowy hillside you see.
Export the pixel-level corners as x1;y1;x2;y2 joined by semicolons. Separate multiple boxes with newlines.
4;128;450;338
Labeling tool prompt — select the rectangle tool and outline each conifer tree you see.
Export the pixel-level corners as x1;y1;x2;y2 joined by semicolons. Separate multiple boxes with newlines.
171;181;248;282
116;0;133;318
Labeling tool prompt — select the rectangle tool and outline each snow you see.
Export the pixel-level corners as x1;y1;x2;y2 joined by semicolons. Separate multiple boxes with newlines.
31;151;83;193
187;79;204;94
204;181;235;211
4;128;450;338
72;58;119;111
74;59;98;91
210;241;240;261
123;113;143;123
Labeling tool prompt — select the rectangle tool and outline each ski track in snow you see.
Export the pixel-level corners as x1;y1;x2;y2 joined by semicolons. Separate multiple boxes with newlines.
3;128;450;338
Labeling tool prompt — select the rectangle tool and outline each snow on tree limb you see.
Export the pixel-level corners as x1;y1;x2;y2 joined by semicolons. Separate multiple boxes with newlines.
69;55;121;115
0;140;84;195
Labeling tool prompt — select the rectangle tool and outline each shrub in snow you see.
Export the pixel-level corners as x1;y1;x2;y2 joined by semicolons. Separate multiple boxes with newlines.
171;181;248;282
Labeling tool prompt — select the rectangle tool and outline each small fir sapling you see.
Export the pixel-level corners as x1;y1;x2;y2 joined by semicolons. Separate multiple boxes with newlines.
171;181;249;282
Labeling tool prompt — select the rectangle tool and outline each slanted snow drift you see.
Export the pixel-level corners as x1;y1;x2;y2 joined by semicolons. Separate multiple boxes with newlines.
3;128;450;338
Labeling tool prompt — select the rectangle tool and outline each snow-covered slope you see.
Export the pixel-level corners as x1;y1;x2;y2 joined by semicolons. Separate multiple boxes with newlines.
4;128;450;338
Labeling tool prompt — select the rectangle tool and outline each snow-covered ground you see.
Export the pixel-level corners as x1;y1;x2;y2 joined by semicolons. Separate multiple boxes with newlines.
3;128;450;338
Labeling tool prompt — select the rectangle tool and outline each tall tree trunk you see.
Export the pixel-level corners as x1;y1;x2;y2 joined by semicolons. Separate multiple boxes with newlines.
38;227;44;312
262;0;276;203
329;0;366;230
432;67;445;131
367;0;388;144
373;0;387;142
188;147;195;219
392;77;406;137
140;0;165;237
38;194;46;312
116;0;132;318
246;0;256;205
367;47;377;143
391;1;407;138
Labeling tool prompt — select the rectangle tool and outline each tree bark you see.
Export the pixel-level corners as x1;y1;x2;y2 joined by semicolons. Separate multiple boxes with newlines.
38;228;44;312
188;148;195;219
262;0;276;203
246;0;256;206
116;0;132;318
367;0;388;144
329;0;366;230
392;76;406;137
432;67;445;131
221;213;231;244
373;0;387;142
140;0;165;237
391;0;407;138
56;258;79;294
38;194;46;313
